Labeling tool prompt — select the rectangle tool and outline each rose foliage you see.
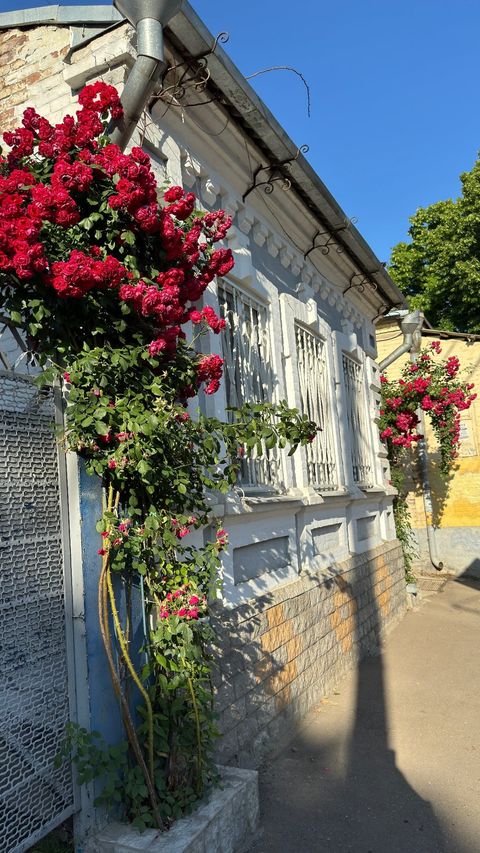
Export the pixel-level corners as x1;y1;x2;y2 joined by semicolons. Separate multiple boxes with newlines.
379;340;475;577
0;82;318;828
379;340;475;475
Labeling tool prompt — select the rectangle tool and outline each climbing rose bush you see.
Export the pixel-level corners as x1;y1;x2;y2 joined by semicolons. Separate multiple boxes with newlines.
0;82;317;829
379;341;476;582
379;340;476;475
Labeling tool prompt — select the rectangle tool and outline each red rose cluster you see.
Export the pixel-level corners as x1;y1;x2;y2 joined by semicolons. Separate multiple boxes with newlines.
196;353;224;395
157;585;207;621
0;82;235;395
379;341;476;472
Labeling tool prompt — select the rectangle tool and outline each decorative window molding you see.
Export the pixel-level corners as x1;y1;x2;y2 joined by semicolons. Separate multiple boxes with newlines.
332;331;379;493
217;278;281;492
280;294;343;496
177;146;370;328
342;352;374;488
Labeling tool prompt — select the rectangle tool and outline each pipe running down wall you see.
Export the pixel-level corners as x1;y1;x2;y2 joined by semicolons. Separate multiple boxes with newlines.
109;0;183;151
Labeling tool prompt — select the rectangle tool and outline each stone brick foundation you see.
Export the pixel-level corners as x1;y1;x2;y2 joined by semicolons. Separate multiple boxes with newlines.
211;541;406;767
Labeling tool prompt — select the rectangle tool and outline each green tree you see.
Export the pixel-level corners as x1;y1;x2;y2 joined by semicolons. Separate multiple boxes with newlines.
389;155;480;332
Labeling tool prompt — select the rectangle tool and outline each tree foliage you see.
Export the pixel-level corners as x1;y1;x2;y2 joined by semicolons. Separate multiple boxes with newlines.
389;155;480;332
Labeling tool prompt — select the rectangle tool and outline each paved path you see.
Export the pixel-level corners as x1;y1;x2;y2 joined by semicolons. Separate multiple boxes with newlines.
248;578;480;853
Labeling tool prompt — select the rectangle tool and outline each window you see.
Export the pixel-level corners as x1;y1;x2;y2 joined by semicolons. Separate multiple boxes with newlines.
342;353;373;487
295;324;337;490
218;280;279;489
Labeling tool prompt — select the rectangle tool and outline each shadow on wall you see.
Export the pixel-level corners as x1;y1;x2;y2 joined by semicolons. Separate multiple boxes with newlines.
245;570;460;853
400;448;454;530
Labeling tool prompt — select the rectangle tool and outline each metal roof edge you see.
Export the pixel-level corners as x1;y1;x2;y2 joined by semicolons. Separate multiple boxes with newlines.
421;327;480;342
377;310;434;329
165;1;406;310
0;5;122;30
0;2;406;310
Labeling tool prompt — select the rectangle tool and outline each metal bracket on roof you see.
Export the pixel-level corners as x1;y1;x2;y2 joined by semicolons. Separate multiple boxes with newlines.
303;216;357;260
343;270;380;297
372;304;390;323
241;145;309;203
151;31;229;109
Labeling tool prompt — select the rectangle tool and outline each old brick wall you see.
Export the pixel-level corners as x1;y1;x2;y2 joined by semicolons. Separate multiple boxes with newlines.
0;27;71;131
211;540;407;767
0;23;134;132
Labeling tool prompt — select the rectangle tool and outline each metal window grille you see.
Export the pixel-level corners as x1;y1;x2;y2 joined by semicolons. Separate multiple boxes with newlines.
0;321;74;853
342;353;373;487
218;282;279;488
295;324;337;490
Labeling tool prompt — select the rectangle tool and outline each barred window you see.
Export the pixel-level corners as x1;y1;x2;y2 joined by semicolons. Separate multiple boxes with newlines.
295;324;337;490
218;281;279;489
342;353;373;487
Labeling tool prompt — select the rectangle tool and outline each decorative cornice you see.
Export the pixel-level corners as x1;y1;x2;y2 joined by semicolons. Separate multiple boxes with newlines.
179;148;366;329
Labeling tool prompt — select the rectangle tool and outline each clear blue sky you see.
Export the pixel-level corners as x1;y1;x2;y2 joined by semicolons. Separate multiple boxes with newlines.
1;0;479;262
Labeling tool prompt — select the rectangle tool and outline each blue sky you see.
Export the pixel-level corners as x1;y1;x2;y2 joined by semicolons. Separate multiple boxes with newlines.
1;0;479;262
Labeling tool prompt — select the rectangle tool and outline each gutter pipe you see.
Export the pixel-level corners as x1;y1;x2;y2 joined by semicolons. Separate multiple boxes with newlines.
416;410;444;571
109;0;183;150
379;309;444;572
378;310;423;372
409;338;444;572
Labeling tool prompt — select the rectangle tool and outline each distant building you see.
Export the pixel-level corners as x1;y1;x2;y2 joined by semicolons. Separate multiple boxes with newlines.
377;314;480;579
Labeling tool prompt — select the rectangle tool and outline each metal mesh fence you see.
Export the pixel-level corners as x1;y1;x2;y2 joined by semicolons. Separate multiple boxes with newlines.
0;323;74;852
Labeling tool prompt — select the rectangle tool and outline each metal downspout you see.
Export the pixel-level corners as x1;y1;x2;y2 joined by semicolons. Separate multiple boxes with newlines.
109;0;183;151
378;310;443;571
409;341;445;572
378;333;414;372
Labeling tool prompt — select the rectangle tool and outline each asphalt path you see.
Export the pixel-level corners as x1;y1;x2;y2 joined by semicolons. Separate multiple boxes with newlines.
249;577;480;853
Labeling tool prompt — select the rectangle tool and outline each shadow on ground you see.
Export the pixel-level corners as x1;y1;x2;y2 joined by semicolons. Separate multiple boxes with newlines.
249;571;480;853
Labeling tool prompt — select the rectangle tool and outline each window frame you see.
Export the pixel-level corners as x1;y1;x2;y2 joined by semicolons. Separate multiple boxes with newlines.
280;293;344;496
208;272;287;495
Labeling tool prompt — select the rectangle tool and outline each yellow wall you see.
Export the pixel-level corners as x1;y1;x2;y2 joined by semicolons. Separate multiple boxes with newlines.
376;319;480;574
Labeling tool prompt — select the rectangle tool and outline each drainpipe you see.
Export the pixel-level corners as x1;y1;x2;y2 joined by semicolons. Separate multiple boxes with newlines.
378;309;444;572
109;0;183;151
378;310;423;372
409;341;445;572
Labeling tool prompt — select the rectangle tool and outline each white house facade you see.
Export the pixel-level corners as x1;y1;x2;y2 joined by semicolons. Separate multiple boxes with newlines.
0;4;408;849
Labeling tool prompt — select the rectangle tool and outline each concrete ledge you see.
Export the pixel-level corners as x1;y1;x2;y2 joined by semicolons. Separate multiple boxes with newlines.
85;766;259;853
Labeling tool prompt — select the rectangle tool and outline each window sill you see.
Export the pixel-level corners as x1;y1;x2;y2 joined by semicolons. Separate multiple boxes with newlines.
358;485;397;497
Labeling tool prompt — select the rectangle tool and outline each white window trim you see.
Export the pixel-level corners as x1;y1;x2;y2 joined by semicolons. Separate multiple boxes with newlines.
205;270;288;496
280;293;344;499
365;356;395;492
332;330;379;494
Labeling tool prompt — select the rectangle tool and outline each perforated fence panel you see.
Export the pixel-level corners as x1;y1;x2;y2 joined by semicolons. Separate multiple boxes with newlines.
0;323;74;852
